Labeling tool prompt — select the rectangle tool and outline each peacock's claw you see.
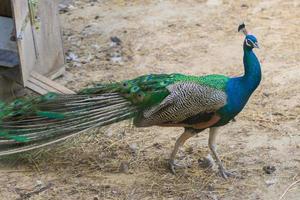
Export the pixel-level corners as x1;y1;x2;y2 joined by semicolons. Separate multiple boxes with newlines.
169;160;186;174
218;168;241;179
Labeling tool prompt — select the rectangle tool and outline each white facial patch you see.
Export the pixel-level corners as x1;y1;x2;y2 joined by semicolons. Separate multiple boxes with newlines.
245;39;255;47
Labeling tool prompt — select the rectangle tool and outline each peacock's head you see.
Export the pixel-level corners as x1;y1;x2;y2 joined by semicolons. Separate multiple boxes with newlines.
244;35;259;49
238;23;259;49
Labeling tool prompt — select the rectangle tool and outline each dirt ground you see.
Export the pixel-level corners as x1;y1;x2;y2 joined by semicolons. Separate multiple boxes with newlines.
1;0;300;199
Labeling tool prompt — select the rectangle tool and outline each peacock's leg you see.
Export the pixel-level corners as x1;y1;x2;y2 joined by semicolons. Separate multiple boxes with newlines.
169;128;199;174
208;127;235;179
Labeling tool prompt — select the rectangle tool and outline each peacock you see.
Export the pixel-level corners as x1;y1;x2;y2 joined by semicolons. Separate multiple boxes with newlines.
0;24;261;179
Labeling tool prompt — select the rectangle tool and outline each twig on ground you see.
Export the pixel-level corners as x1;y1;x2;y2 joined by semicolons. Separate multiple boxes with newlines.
279;180;300;200
16;183;54;200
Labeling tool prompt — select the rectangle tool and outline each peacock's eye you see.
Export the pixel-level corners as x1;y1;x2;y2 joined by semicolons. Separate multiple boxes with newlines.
122;82;128;87
245;39;252;47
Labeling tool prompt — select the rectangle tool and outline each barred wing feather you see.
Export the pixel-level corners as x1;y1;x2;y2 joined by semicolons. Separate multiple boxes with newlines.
136;82;227;126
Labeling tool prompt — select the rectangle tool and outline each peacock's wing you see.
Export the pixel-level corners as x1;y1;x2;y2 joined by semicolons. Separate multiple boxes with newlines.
134;81;227;127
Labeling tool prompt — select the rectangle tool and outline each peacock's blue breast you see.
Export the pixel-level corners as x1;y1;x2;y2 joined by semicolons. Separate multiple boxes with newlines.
215;77;252;126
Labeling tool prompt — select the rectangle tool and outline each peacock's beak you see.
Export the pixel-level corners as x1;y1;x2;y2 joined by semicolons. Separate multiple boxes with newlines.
253;42;259;48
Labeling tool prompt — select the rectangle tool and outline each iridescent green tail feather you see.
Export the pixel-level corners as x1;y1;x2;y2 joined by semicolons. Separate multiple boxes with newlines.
0;91;137;156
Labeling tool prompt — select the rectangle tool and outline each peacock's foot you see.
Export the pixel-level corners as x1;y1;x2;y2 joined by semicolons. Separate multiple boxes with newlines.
169;160;187;174
218;167;241;179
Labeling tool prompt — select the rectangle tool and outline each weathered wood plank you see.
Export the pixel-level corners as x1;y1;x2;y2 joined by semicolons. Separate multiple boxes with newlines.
28;72;75;95
11;0;37;86
33;0;65;78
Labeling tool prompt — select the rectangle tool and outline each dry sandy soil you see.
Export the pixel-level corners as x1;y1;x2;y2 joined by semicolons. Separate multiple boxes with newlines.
1;0;300;199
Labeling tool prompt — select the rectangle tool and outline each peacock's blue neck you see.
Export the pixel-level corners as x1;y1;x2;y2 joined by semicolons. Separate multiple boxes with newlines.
215;46;261;126
241;46;261;92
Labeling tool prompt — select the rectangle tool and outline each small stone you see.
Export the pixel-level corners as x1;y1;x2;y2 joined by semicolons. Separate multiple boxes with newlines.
241;4;249;8
265;178;277;186
111;55;123;64
58;4;69;13
94;15;100;20
66;52;79;62
263;165;276;174
110;36;122;46
263;92;270;97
